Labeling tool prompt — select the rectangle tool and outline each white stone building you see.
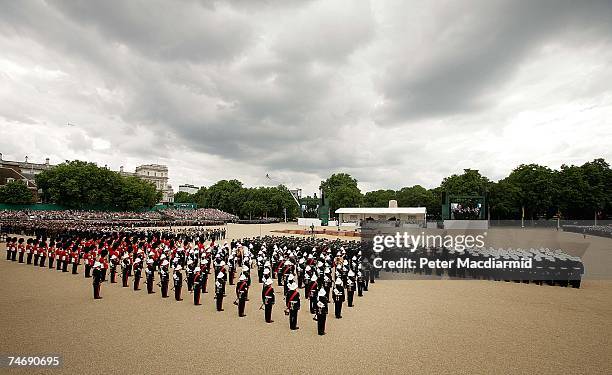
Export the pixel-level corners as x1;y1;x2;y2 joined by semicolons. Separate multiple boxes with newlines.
121;164;174;204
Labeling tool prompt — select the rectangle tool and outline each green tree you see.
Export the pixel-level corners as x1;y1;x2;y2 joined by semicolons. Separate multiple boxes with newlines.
320;173;363;212
173;191;193;203
505;164;555;219
440;169;490;195
396;185;432;207
488;179;521;219
203;179;244;214
191;187;208;208
553;164;588;218
0;180;35;204
332;185;363;210
579;158;612;219
36;160;161;210
363;189;396;207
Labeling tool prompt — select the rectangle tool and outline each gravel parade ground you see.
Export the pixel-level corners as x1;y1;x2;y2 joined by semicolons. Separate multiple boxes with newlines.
1;224;611;374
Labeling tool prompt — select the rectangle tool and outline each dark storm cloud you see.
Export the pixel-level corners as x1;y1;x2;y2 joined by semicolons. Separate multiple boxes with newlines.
1;0;611;192
375;0;612;125
50;0;254;63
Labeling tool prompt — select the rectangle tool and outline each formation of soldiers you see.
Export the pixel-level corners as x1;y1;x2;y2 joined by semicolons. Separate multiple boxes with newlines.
563;224;612;239
382;245;584;288
3;230;372;336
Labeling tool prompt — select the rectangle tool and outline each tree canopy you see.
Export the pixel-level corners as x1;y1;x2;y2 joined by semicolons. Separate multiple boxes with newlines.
35;161;161;210
22;157;612;220
315;158;611;220
171;183;299;219
0;180;35;204
320;173;362;213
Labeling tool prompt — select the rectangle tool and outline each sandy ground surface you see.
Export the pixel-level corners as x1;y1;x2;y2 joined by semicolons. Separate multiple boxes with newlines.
1;224;611;374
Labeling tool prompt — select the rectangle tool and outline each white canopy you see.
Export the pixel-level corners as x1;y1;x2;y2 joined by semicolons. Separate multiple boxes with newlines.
335;207;426;214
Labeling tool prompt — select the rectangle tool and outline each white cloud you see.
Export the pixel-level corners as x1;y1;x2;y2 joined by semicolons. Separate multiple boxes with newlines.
0;0;611;196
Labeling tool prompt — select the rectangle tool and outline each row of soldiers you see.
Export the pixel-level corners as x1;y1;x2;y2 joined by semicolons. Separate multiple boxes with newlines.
4;230;375;335
379;245;584;288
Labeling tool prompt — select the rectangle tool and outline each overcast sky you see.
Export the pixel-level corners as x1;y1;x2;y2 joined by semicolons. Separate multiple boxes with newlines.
1;0;611;195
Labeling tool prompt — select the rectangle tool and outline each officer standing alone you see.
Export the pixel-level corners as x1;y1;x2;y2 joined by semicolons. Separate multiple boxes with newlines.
92;262;103;300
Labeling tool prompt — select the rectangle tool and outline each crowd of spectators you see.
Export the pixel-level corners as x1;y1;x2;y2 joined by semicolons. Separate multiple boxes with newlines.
0;208;236;236
0;210;163;221
161;208;237;222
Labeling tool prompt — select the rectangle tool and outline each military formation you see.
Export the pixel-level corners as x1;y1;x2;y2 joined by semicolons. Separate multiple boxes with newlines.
382;245;584;288
3;230;372;336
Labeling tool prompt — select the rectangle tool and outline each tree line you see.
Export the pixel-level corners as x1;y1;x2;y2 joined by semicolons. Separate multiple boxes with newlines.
3;158;609;220
319;158;611;220
174;180;300;219
0;180;35;205
34;161;162;210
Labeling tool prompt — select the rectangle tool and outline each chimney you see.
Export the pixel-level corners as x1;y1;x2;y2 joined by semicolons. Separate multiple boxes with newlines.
120;166;124;173
25;155;28;163
0;152;3;161
45;158;50;165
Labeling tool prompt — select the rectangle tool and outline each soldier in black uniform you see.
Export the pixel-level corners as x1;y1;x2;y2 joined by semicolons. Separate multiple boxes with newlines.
228;255;236;285
262;278;275;323
145;259;155;294
235;273;249;317
160;260;170;298
201;259;210;294
173;265;183;301
193;267;202;305
357;270;365;297
133;258;142;291
347;270;356;307
307;273;319;314
92;262;103;300
186;260;195;292
333;277;345;318
215;271;226;311
285;282;300;330
121;254;130;287
315;288;329;335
